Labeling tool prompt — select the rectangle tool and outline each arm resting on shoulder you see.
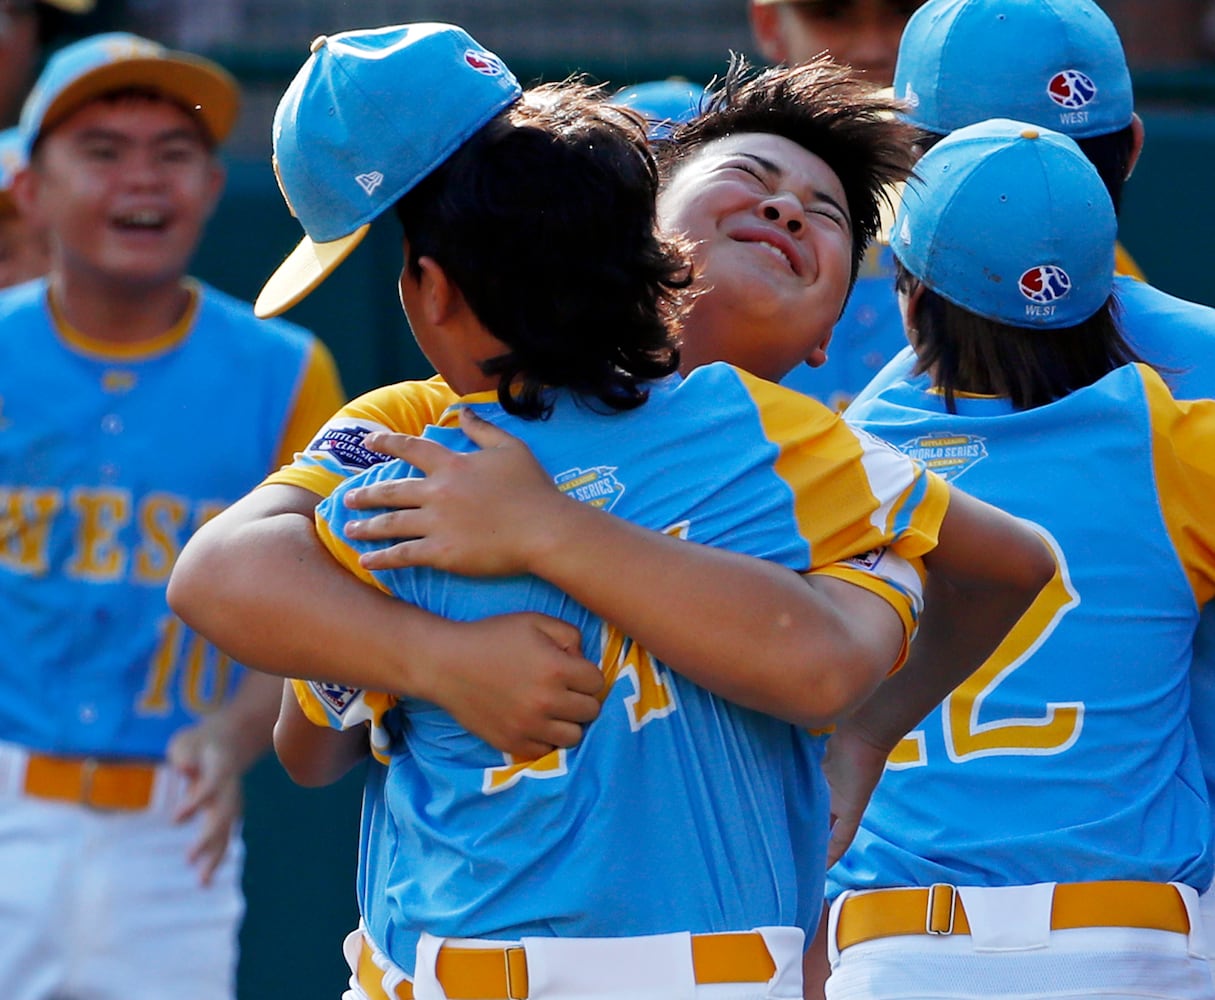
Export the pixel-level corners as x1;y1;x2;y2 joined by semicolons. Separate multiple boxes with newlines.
852;485;1055;750
344;418;908;729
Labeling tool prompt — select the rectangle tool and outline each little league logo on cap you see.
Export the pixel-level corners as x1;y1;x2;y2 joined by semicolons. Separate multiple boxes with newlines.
465;50;507;75
255;23;522;319
1019;265;1072;306
892;118;1116;329
1048;69;1097;111
894;0;1133;139
18;32;240;154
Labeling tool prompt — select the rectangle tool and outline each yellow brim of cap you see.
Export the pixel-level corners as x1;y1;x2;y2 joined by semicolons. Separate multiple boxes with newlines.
39;55;240;146
40;0;98;12
254;224;370;319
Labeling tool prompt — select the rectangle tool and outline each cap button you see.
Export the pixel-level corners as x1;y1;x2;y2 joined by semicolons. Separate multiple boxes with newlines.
1020;128;1040;140
309;35;328;54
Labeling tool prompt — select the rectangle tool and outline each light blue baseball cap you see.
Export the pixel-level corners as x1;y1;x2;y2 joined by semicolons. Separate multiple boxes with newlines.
19;32;240;154
613;79;704;140
894;0;1133;139
0;129;25;213
255;23;522;319
892;118;1115;329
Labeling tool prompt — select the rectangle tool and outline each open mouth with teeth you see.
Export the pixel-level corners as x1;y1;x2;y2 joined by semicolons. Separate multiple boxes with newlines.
113;210;168;232
745;237;800;275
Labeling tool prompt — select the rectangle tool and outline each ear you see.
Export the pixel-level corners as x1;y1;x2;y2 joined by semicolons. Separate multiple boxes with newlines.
749;2;788;63
200;156;226;222
899;281;926;346
415;255;463;327
1125;112;1145;181
804;327;833;369
10;166;41;224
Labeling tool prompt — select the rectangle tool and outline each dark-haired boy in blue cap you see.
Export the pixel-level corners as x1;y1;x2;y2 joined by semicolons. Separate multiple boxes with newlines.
826;118;1215;998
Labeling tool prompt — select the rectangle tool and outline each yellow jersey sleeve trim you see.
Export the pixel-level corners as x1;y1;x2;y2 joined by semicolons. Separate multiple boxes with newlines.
260;462;345;497
740;369;950;568
258;376;460;497
812;565;915;675
291;678;335;729
1141;363;1215;607
886;470;951;562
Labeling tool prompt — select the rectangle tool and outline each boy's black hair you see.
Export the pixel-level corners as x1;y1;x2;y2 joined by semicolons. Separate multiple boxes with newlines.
395;80;690;420
895;260;1144;412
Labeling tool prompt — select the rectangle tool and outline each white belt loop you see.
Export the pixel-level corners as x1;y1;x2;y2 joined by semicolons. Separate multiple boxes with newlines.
0;739;29;795
827;891;850;967
752;925;805;998
1172;882;1207;959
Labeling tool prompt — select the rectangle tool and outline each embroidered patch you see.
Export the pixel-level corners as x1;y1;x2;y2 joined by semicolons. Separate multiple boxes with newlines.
844;547;886;571
554;466;625;511
898;433;988;481
310;681;361;717
306;419;391;470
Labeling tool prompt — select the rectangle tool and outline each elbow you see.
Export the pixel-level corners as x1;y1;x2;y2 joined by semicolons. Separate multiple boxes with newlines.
809;645;896;726
784;629;901;729
272;714;365;788
167;509;235;631
1005;529;1057;617
272;721;338;788
1027;533;1057;593
780;578;908;727
166;540;207;628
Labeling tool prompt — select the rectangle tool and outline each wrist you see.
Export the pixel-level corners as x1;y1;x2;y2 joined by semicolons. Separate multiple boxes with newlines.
517;489;592;578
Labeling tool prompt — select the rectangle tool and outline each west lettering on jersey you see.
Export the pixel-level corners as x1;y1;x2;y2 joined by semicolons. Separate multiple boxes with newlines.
0;485;229;582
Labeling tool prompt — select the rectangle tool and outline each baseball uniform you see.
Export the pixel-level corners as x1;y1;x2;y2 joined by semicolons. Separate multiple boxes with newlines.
284;362;948;998
0;277;344;1000
827;360;1215;999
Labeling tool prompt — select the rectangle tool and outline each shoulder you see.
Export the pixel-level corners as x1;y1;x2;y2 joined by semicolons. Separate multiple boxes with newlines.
1116;277;1215;331
191;280;322;349
0;278;49;327
319;376;459;438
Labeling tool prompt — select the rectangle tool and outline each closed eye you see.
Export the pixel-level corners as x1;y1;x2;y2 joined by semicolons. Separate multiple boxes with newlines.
724;161;769;187
810;204;848;229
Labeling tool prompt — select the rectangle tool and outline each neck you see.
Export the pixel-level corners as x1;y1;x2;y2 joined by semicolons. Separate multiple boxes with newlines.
49;271;193;345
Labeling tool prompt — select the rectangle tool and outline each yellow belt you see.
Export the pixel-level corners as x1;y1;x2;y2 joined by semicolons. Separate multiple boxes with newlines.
23;753;157;811
836;881;1191;953
358;930;777;1000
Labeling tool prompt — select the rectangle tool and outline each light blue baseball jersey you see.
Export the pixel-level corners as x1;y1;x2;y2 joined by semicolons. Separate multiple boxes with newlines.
781;243;906;412
311;362;950;972
848;274;1215;828
830;361;1215;895
0;278;343;759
